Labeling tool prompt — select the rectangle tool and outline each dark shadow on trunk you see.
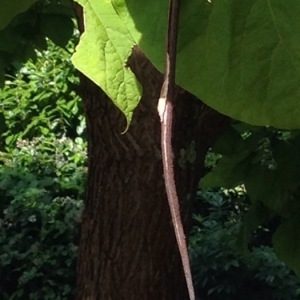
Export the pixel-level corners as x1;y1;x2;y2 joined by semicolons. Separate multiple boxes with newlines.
75;45;229;299
73;7;229;299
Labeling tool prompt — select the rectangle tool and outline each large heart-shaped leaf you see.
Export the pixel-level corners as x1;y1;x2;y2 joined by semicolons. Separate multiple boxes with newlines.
112;0;300;129
71;0;141;126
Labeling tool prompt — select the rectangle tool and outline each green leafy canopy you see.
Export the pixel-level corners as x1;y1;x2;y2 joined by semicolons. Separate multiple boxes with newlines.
0;0;75;87
201;125;300;276
73;0;300;129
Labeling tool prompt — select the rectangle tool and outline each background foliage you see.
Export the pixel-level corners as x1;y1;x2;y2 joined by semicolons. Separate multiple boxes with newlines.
0;137;85;300
1;1;300;299
0;35;86;299
0;38;83;150
191;189;300;300
201;124;300;276
0;0;74;86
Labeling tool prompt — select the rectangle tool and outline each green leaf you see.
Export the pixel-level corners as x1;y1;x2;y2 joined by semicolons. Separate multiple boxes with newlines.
245;141;300;212
0;0;37;30
0;58;4;88
211;127;244;156
113;0;300;129
237;202;273;253
71;0;141;126
200;151;251;188
110;0;167;69
200;127;255;188
40;14;74;47
273;218;300;277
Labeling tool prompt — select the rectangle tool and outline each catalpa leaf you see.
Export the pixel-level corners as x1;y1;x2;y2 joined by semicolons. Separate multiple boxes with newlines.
113;0;300;129
71;0;141;126
273;218;300;277
245;140;300;212
200;151;251;189
0;0;37;30
237;202;273;254
40;14;74;47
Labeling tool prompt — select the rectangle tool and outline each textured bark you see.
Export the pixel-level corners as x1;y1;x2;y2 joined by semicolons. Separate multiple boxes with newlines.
75;45;229;300
73;5;229;299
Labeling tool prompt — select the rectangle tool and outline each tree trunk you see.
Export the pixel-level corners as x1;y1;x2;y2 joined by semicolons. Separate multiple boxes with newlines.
75;45;229;299
74;7;229;300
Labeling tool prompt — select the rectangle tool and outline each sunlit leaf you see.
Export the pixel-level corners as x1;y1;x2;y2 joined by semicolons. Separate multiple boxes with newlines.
71;0;141;126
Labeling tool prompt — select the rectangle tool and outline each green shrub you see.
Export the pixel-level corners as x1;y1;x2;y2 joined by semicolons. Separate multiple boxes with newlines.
190;189;300;300
0;38;84;150
0;30;86;298
0;137;86;299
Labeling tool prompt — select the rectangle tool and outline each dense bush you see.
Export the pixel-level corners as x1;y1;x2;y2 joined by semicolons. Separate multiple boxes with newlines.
0;37;86;299
0;38;84;150
190;189;300;300
0;137;86;299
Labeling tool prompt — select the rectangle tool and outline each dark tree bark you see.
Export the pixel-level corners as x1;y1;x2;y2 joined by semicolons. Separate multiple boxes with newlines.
75;49;229;299
74;7;229;300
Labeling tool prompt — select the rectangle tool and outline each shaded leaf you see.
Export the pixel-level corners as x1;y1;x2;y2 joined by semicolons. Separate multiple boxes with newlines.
40;15;74;47
0;0;37;30
200;152;251;188
273;218;300;277
113;0;300;129
237;202;273;253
